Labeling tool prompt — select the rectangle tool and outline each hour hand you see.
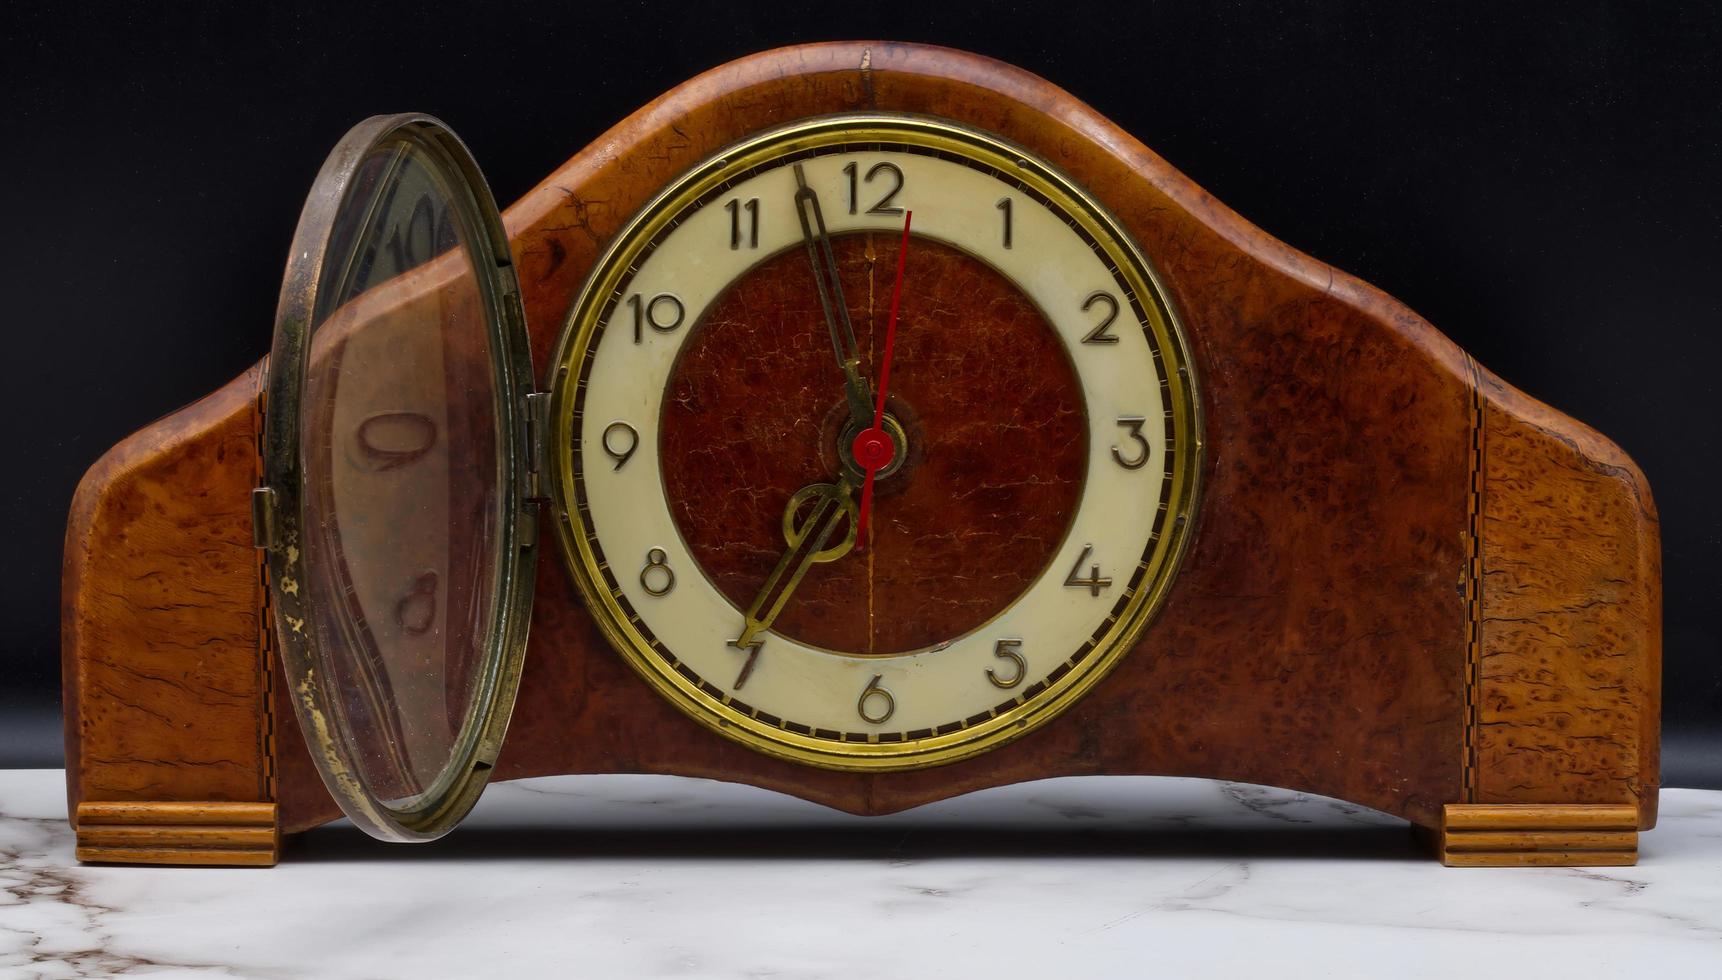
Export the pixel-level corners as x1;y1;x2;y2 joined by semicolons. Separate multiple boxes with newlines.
793;163;873;422
730;477;857;686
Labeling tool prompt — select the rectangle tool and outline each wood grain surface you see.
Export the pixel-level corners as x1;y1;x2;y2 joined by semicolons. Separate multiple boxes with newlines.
61;366;271;817
62;42;1660;852
1472;367;1661;826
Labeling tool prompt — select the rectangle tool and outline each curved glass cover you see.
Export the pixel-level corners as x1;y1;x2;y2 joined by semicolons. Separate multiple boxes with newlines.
263;115;536;841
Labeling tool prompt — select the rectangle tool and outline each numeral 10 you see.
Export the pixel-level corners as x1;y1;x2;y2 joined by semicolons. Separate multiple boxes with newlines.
628;292;685;344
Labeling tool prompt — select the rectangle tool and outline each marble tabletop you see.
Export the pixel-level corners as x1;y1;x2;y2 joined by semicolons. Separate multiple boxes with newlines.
2;769;1719;979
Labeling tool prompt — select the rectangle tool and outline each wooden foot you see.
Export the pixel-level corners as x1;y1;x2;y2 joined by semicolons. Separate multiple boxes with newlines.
75;801;279;867
1435;804;1638;867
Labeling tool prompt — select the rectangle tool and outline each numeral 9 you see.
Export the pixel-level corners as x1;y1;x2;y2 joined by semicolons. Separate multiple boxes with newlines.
602;420;639;470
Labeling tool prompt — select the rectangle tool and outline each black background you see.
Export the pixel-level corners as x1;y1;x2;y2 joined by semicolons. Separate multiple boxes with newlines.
2;2;1717;785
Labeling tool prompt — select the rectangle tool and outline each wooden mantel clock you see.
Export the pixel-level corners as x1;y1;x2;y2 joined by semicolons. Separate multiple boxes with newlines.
61;42;1660;868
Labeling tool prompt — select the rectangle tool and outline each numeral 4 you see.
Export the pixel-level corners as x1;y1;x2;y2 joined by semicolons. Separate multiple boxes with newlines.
1062;544;1112;597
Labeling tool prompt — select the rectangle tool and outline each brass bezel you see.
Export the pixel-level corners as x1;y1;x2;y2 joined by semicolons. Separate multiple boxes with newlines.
261;114;539;841
546;114;1202;772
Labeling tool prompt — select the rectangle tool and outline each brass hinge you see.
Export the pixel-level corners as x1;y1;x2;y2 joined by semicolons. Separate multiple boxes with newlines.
523;391;551;503
251;487;278;550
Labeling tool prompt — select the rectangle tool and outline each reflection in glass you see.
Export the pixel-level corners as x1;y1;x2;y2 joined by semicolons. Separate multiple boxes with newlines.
299;135;502;811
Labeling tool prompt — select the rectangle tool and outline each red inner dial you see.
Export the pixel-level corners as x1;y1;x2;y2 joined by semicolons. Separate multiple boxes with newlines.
659;232;1087;654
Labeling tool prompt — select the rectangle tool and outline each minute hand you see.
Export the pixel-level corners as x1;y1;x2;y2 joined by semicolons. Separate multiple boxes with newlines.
793;163;873;422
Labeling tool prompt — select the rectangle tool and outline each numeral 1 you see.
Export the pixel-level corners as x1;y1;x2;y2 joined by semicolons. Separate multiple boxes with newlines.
997;197;1013;249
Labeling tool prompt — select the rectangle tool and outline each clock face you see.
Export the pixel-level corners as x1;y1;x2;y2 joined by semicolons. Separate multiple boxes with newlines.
548;115;1200;770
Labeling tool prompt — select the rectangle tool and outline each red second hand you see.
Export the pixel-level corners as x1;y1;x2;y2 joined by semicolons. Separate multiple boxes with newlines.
853;210;912;550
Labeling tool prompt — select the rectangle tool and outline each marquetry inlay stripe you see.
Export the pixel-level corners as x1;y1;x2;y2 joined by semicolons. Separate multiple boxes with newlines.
1461;357;1486;804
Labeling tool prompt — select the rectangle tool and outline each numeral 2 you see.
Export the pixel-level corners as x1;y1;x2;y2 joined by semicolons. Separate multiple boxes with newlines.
1081;291;1120;344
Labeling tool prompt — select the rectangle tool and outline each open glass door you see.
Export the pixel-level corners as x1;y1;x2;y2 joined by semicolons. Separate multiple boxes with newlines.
258;115;537;841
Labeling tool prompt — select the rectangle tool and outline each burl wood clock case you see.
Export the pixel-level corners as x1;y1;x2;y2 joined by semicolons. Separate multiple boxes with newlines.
61;42;1659;867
